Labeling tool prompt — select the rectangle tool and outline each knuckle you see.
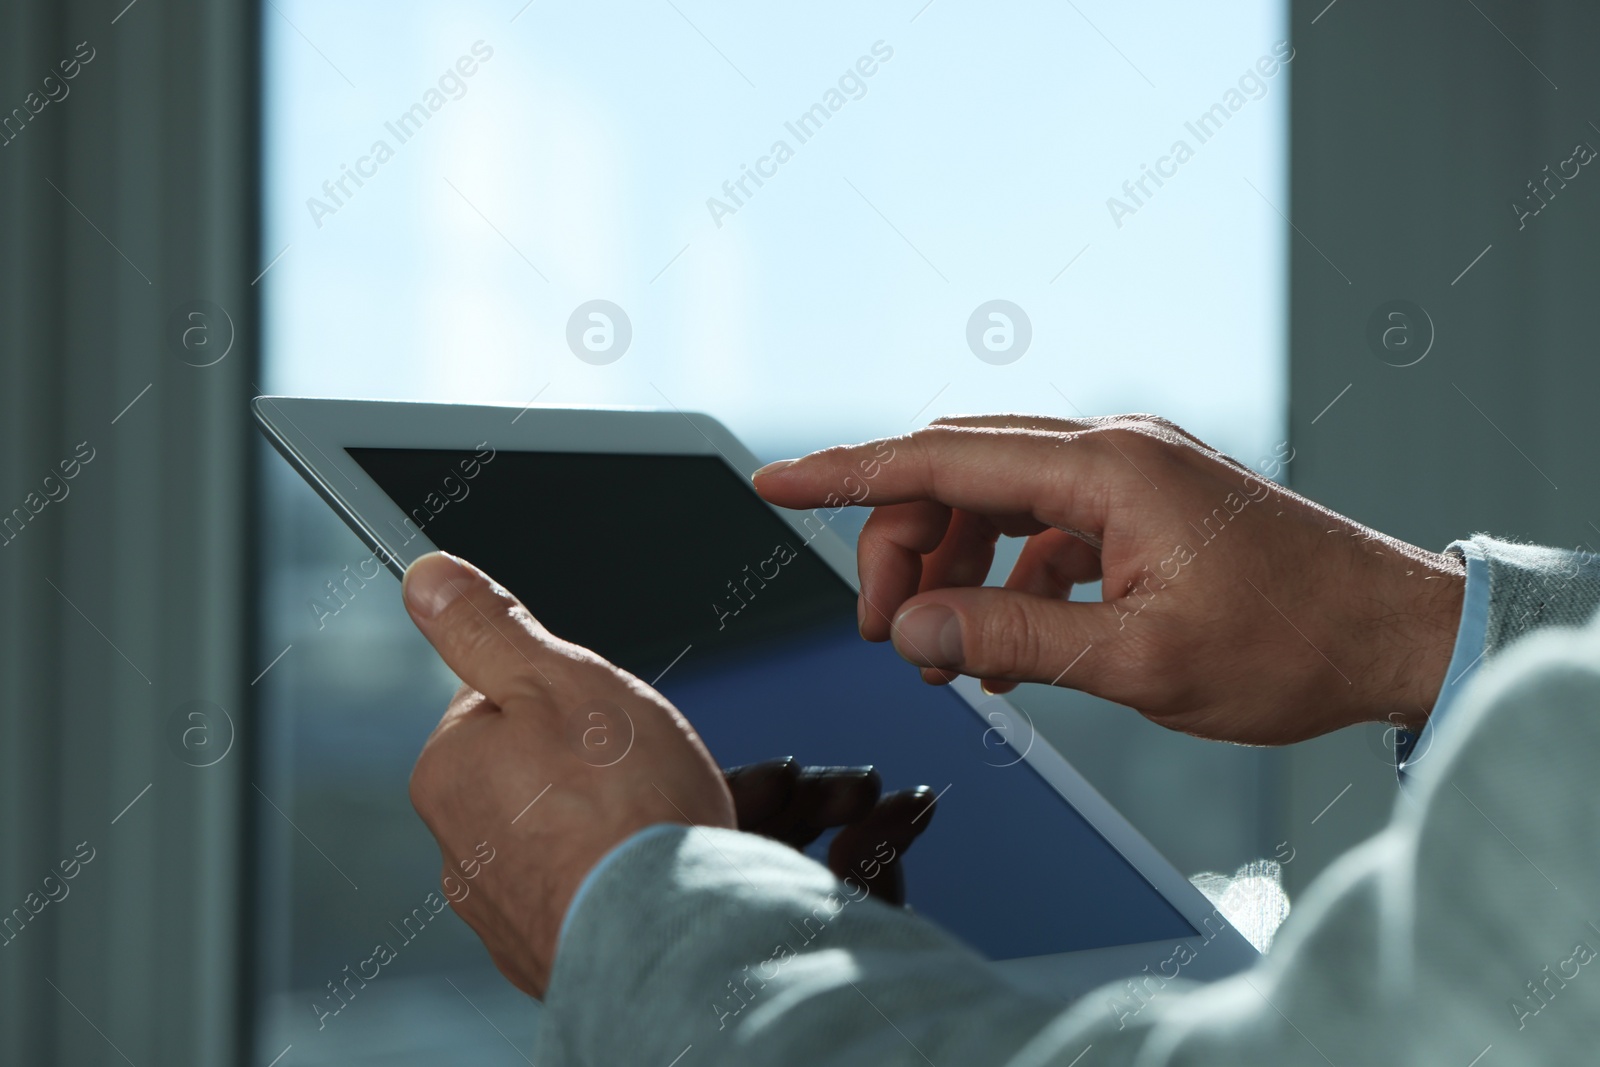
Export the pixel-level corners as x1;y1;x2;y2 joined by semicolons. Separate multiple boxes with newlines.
408;748;441;815
1094;424;1158;454
974;597;1042;677
455;617;507;670
906;426;954;486
1096;422;1192;466
913;423;963;450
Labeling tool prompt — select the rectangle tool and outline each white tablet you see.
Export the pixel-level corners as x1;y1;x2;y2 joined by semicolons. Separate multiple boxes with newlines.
253;395;1259;999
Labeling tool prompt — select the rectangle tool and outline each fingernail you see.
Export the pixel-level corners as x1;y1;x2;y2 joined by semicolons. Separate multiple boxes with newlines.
892;604;964;669
800;765;879;785
403;552;472;619
731;758;793;784
856;597;867;634
752;458;797;480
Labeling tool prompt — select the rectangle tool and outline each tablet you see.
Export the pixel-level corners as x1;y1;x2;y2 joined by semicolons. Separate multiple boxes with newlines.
253;396;1259;997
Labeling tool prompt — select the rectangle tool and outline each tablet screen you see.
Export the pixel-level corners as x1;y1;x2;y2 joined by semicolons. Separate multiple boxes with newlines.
348;446;1196;959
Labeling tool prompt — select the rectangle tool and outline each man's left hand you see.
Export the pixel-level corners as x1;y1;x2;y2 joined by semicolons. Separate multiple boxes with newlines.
402;551;735;999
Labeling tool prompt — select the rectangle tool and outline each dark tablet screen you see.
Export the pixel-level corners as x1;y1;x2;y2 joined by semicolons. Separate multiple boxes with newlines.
348;446;1196;959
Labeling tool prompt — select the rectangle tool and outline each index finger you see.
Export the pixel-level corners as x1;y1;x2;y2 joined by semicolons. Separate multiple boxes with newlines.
752;424;1122;535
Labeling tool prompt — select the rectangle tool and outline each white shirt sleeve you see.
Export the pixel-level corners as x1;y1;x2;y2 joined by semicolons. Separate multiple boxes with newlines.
1398;543;1489;784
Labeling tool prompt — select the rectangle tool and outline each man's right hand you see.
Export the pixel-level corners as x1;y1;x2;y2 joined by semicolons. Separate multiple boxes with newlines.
753;414;1465;746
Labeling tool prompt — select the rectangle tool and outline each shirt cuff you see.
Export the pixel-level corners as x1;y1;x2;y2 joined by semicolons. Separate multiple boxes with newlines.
558;823;684;948
1398;542;1490;781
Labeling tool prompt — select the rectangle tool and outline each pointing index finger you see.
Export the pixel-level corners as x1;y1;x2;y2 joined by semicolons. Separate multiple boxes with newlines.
752;425;1118;535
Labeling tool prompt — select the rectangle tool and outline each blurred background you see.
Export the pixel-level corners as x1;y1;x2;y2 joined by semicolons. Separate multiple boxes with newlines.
5;0;1600;1063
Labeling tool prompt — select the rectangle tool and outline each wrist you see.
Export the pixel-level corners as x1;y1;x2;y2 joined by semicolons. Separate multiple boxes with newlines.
1368;547;1466;733
558;823;683;949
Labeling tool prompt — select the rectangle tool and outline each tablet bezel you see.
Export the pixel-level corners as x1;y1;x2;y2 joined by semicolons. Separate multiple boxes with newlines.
252;394;1261;994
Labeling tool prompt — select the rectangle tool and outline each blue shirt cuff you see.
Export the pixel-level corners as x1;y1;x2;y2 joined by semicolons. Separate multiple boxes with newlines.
1398;544;1489;780
558;823;684;948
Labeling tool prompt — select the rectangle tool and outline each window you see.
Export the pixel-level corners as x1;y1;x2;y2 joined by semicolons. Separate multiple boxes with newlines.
257;1;1286;1060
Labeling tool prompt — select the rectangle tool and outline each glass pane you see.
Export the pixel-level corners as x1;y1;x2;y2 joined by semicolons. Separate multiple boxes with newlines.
256;1;1286;1062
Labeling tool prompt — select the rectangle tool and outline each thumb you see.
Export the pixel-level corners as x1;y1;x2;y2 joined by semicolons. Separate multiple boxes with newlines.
888;586;1115;690
401;552;563;707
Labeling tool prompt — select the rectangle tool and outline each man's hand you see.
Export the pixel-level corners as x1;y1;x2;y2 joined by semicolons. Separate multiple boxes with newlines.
401;552;735;999
723;758;937;906
753;413;1466;745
